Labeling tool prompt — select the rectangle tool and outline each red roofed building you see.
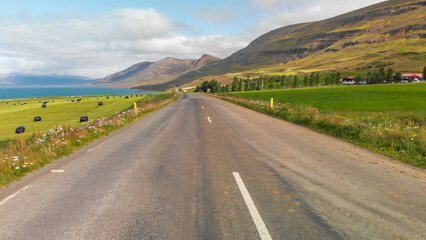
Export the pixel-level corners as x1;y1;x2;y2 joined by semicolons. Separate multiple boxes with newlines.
341;76;356;85
402;74;423;82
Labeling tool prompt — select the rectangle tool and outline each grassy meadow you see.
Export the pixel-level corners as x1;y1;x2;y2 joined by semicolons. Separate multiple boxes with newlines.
0;95;144;143
232;83;426;112
220;83;425;167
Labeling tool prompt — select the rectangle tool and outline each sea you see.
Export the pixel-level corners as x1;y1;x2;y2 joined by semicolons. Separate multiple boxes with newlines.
0;85;149;100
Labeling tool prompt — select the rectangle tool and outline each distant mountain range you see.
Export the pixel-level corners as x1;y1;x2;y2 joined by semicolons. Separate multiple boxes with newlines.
0;74;96;86
128;0;425;91
95;54;221;87
3;0;424;90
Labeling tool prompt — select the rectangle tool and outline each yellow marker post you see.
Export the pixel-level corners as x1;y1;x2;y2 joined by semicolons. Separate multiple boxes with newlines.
134;103;138;115
270;98;274;109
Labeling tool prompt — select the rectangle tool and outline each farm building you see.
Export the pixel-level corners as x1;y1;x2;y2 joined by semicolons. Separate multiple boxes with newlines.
402;74;423;82
341;76;356;85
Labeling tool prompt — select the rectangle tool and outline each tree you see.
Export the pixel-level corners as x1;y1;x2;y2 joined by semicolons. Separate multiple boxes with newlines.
286;76;292;87
238;79;243;91
423;66;426;79
293;76;299;88
366;72;372;84
378;67;385;84
200;81;209;92
324;75;330;85
231;76;239;91
386;68;394;83
303;75;309;87
210;80;221;93
280;75;286;87
309;72;315;86
335;72;341;85
315;72;320;86
394;72;402;82
355;75;362;84
372;72;380;84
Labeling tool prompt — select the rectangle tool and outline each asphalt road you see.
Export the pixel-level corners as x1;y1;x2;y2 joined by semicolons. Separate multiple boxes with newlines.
0;93;425;239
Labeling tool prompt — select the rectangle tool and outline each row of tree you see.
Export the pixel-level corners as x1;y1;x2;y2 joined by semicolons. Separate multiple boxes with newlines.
194;66;425;93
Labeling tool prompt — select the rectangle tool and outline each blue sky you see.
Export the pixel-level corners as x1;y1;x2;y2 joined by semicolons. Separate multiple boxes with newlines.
0;0;260;35
0;0;384;78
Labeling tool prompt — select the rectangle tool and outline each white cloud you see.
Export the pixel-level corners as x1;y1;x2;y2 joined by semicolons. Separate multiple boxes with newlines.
0;8;247;78
251;0;384;36
0;1;387;78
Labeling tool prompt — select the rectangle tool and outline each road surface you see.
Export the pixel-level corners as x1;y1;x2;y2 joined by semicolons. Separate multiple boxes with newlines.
0;94;425;239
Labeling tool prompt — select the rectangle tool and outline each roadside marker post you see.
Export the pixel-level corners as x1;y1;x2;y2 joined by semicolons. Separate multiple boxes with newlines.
270;98;274;109
134;103;138;115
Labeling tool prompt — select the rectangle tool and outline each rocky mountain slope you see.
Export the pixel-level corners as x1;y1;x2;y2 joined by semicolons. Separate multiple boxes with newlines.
133;0;425;91
96;54;220;87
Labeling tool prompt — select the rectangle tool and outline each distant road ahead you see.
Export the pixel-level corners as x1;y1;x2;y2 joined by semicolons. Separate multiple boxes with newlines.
0;94;424;239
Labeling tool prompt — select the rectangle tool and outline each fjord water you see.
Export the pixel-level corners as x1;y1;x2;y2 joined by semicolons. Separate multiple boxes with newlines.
0;85;144;99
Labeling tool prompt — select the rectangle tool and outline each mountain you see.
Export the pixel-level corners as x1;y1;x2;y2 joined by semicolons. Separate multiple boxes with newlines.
96;54;221;87
134;0;425;91
0;74;96;86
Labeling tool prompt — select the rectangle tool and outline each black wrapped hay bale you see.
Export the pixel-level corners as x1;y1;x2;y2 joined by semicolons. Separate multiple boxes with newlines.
125;96;129;99
15;126;25;134
98;102;103;106
42;104;47;108
80;116;88;122
34;116;41;121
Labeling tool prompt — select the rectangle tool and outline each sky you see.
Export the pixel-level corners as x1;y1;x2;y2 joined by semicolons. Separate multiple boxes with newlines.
0;0;385;78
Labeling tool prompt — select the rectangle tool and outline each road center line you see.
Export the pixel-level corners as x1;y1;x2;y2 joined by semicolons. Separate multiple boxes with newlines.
233;172;272;240
207;116;212;123
0;186;29;206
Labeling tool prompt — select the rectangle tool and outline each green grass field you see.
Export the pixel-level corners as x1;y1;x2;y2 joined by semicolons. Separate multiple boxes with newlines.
223;83;425;167
231;83;426;112
0;95;144;142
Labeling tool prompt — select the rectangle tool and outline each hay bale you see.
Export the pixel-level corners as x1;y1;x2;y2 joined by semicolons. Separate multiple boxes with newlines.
42;104;47;108
125;96;129;99
80;116;88;122
98;102;103;106
15;126;25;134
34;116;41;121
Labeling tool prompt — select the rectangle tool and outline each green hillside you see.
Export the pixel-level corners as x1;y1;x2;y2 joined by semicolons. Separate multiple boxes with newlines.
134;0;426;91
